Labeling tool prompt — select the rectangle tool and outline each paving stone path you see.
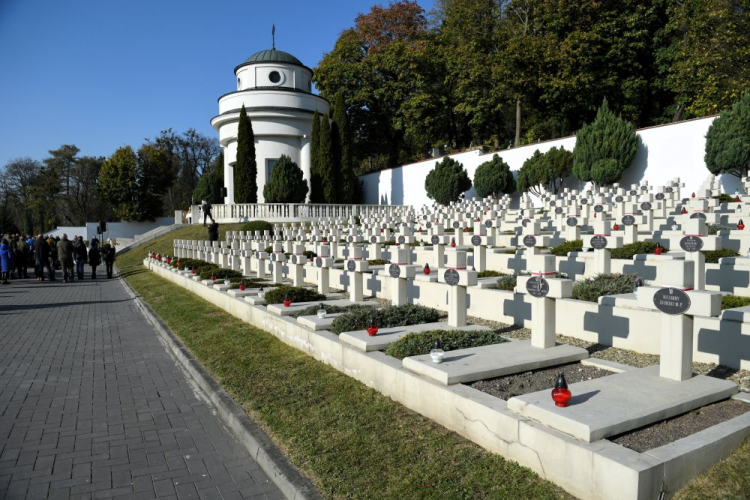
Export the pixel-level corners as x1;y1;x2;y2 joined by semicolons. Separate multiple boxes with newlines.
0;274;283;500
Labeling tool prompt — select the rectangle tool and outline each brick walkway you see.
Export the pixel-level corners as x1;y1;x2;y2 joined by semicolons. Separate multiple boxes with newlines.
0;274;282;500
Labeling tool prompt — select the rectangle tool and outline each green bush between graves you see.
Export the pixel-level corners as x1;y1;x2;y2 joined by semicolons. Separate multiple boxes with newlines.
199;267;243;280
572;273;638;302
385;329;507;360
303;250;317;259
331;304;443;335
721;295;750;310
610;241;667;259
549;239;583;256
264;286;326;305
290;303;374;318
477;270;503;278
713;193;736;203
241;220;273;233
702;248;740;264
367;259;388;266
707;223;732;235
491;274;517;291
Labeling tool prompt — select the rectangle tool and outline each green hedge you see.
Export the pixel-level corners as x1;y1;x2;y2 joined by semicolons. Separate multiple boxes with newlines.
385;329;506;360
199;267;243;280
722;295;750;310
702;248;740;264
264;286;326;305
490;274;517;291
290;303;373;318
714;193;736;203
241;220;273;233
572;273;638;302
368;259;388;266
550;240;583;256
331;305;442;335
610;241;667;259
477;270;503;278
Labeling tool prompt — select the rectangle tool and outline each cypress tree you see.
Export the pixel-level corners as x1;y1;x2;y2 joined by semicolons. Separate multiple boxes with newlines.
333;94;355;203
309;110;324;203
319;115;337;203
234;105;257;203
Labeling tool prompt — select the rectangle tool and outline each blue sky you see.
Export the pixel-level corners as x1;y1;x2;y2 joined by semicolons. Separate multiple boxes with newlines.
0;0;434;167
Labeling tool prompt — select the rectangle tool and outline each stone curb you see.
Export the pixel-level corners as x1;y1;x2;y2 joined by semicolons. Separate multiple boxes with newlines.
117;273;321;500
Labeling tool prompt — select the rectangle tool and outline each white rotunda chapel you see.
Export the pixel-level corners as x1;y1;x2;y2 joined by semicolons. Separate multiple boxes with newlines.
211;47;330;204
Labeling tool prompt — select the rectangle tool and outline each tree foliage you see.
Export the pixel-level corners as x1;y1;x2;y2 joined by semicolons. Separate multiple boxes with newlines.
572;100;639;186
333;94;357;203
425;157;472;205
473;154;516;199
193;152;224;204
705;94;750;179
318;115;337;203
517;147;573;196
309;110;324;203
234;105;257;203
262;155;309;203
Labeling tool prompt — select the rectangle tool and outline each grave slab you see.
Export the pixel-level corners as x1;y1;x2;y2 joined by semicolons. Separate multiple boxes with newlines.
227;289;259;298
297;302;380;330
402;340;588;385
265;295;348;316
507;366;738;442
341;324;490;352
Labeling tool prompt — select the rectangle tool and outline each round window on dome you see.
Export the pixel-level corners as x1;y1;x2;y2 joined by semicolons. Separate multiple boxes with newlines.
269;71;281;84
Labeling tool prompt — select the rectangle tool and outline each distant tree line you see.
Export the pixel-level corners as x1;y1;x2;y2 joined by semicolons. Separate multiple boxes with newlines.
314;0;750;175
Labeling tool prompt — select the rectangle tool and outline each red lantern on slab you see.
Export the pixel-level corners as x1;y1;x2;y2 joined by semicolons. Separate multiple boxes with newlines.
613;224;619;231
551;374;572;408
366;318;379;336
424;263;431;275
654;243;663;255
451;238;456;248
681;207;688;214
283;295;292;307
738;220;745;230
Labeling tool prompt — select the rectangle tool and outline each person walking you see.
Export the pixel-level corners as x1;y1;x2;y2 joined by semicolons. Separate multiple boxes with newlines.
88;238;101;279
208;217;219;242
0;238;13;285
74;236;87;280
58;234;75;283
202;200;213;226
102;242;115;279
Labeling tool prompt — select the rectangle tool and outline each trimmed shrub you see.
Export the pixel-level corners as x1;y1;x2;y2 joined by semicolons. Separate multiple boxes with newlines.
702;248;740;264
241;220;273;233
199;267;242;280
572;273;639;302
477;270;503;278
262;155;309;203
707;224;732;235
264;286;326;305
713;193;736;203
473;155;516;199
385;329;506;360
331;305;442;335
721;295;750;310
610;241;668;259
424;157;472;205
367;259;388;266
290;304;373;318
550;240;583;256
491;274;517;291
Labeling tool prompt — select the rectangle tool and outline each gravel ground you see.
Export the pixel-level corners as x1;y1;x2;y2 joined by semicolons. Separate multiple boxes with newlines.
467;316;750;393
468;362;615;400
611;400;750;452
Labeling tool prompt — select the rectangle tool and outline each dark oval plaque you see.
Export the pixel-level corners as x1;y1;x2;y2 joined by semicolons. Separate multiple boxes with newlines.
690;212;707;220
485;220;493;228
594;204;604;213
580;198;589;205
382;223;388;229
347;259;356;272
389;263;401;278
444;269;460;286
431;235;440;245
526;276;550;298
566;217;578;227
591;235;608;250
466;212;472;218
555;207;564;215
348;235;354;243
315;257;323;268
398;236;406;244
522;218;531;227
641;202;652;211
550;201;557;207
630;190;638;196
370;235;378;243
680;235;704;253
471;235;482;246
426;222;432;229
653;287;691;315
622;215;636;226
655;193;665;201
666;187;673;193
453;221;460;229
523;235;537;248
615;196;624;203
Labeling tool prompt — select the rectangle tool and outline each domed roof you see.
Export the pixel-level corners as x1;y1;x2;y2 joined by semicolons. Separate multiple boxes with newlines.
244;49;302;66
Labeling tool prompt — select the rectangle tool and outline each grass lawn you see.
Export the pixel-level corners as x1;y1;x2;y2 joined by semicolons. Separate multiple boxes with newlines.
118;225;750;499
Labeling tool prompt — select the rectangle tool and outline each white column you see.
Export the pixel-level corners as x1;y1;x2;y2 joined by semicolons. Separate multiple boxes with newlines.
300;135;312;203
224;146;235;205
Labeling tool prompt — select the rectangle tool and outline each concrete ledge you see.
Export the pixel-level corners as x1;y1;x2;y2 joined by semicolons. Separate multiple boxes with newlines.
340;324;490;352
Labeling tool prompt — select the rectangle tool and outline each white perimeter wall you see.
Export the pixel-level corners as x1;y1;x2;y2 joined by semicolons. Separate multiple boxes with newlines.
48;217;175;241
361;115;742;207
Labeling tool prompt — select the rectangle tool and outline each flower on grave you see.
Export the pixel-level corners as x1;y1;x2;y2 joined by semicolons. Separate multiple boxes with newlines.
366;317;379;336
430;339;445;364
424;263;431;275
551;374;572;407
739;219;745;230
283;294;292;307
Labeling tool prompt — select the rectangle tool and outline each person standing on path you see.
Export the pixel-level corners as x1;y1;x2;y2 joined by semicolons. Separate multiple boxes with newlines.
74;236;87;280
33;234;53;281
208;217;220;242
102;241;115;278
14;235;28;278
0;238;12;284
88;238;101;279
58;233;75;283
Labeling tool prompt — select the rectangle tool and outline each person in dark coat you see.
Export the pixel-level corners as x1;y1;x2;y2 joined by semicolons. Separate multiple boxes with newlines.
33;234;54;281
58;234;75;283
202;200;212;226
0;239;13;284
88;238;101;279
102;242;116;279
14;236;28;278
208;218;219;242
73;236;87;280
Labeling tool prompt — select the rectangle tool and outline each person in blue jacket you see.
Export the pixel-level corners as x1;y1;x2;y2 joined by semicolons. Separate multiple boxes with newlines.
0;238;13;285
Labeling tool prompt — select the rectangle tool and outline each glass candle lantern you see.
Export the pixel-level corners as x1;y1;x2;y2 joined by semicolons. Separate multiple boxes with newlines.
430;339;445;364
317;303;327;318
551;374;572;407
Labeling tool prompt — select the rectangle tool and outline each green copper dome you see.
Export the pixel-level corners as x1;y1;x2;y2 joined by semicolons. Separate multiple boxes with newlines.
244;49;303;66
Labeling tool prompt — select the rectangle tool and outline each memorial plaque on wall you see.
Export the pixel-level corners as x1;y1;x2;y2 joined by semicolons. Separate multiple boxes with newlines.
641;202;652;211
591;235;608;249
315;257;323;268
526;276;550;298
347;260;356;272
566;217;578;227
655;193;665;201
471;235;482;246
485;220;493;228
581;198;589;205
453;221;460;229
622;215;636;226
431;235;440;245
523;235;537;247
615;195;624;203
594;204;604;213
398;236;406;244
370;236;378;243
444;269;460;286
690;212;707;220
653;287;691;315
555;207;564;214
680;235;704;253
389;263;401;278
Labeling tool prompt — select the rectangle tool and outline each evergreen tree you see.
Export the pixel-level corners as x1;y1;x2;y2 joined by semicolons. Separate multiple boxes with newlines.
193;152;224;204
473;154;516;199
319;115;337;203
309;111;324;203
234;105;257;203
705;94;750;179
424;157;472;205
572;99;639;187
263;155;309;203
333;94;356;203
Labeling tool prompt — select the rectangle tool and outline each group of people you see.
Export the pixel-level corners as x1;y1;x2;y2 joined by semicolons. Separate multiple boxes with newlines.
0;233;116;284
